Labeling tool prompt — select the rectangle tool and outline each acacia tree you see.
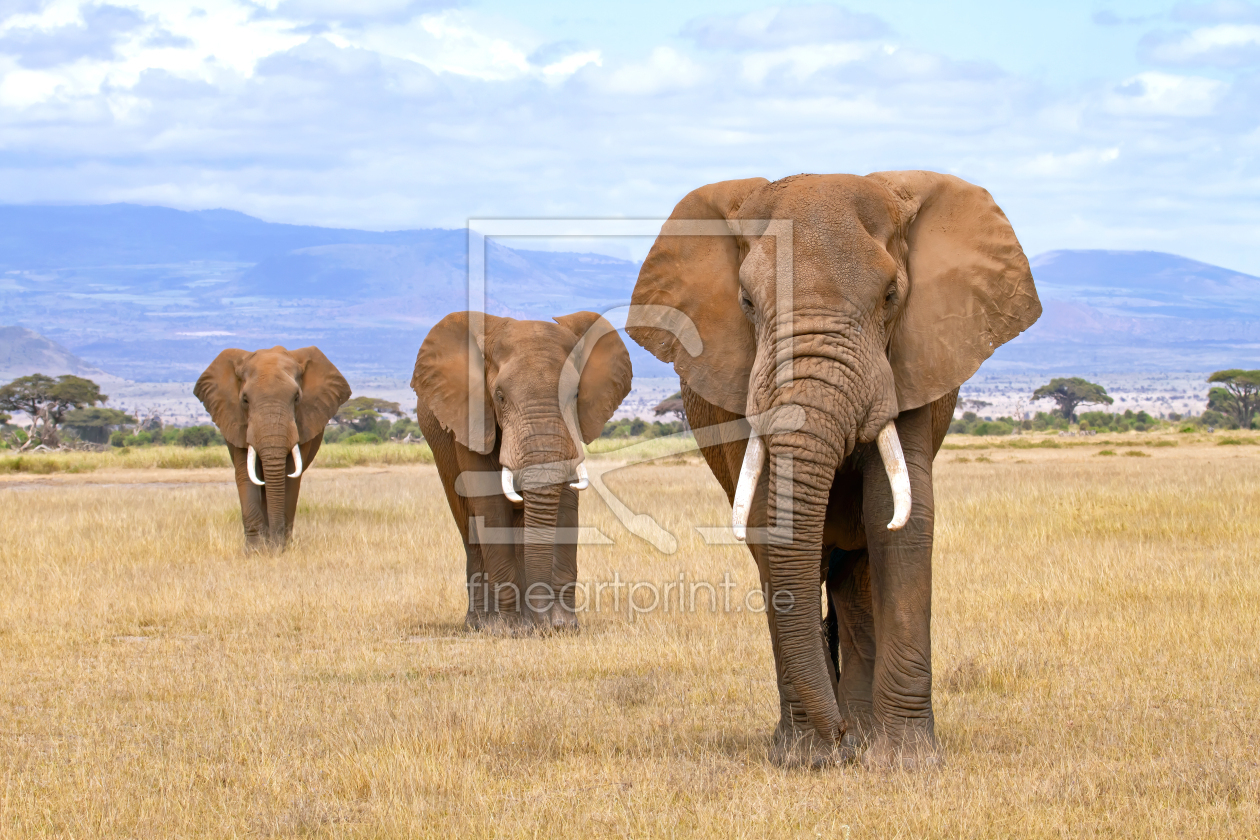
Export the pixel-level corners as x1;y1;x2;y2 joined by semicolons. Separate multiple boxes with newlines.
0;374;107;446
1207;369;1260;429
1031;377;1113;421
653;391;685;421
334;397;405;433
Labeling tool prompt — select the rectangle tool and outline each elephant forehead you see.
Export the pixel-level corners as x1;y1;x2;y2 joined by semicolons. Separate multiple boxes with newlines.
489;320;576;364
738;174;900;293
245;347;301;378
740;174;898;246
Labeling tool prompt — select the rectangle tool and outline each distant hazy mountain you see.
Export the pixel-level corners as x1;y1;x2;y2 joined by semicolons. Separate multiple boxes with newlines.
2;204;1258;380
991;250;1260;372
0;204;647;380
0;326;119;382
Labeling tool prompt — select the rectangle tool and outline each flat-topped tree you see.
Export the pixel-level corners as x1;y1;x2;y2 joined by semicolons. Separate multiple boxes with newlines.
653;391;684;421
334;397;405;434
1207;369;1260;429
1032;377;1113;421
0;374;107;445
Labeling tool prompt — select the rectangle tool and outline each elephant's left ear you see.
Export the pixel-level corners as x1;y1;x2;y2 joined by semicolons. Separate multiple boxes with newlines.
869;171;1042;412
291;346;352;443
554;311;633;444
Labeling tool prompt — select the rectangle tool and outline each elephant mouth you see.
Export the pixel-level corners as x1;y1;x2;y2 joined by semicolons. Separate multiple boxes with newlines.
501;462;589;502
246;444;304;485
731;419;911;539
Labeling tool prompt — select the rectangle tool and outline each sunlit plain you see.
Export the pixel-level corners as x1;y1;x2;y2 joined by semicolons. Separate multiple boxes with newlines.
1;435;1257;837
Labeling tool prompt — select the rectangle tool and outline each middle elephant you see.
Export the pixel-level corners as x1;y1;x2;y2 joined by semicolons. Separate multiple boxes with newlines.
412;310;632;633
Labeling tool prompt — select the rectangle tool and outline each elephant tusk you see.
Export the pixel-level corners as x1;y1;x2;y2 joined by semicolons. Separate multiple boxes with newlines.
501;466;523;502
246;445;265;486
877;421;912;531
569;462;589;491
731;430;764;542
288;444;303;479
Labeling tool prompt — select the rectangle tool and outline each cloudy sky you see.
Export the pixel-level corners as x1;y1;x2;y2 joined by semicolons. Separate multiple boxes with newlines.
1;0;1258;270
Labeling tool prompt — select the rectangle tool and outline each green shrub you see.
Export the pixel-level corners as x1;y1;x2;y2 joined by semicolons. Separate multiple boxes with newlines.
600;418;686;439
177;425;223;447
342;432;382;445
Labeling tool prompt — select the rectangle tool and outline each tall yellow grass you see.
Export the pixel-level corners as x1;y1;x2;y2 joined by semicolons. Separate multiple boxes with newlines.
0;441;1256;837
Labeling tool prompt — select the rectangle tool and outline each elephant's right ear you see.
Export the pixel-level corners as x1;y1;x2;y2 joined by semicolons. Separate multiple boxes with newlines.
412;312;504;454
194;349;250;448
627;177;767;415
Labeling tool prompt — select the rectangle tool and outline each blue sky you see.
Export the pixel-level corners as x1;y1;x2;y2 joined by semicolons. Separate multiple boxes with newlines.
1;1;1258;271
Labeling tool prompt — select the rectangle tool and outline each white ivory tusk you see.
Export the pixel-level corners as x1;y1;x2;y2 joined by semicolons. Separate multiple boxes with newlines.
569;462;589;490
288;444;303;478
731;431;765;542
501;466;523;502
246;445;264;486
877;421;912;531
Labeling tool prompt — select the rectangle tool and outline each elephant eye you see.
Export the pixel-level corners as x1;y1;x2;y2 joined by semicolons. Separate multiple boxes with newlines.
884;284;897;306
739;288;756;322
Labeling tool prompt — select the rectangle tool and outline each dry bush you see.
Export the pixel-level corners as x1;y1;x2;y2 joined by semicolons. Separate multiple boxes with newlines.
0;444;1257;837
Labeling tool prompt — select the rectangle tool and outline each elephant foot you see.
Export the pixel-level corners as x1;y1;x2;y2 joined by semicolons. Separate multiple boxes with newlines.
838;702;876;748
768;722;857;770
548;605;580;635
860;728;941;771
466;613;530;637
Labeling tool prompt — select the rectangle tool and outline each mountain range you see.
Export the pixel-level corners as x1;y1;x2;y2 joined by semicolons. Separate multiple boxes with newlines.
2;203;1258;381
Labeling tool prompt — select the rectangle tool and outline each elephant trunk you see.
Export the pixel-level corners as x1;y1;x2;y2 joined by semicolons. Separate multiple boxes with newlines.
521;483;563;629
750;326;894;749
257;425;292;548
764;415;847;747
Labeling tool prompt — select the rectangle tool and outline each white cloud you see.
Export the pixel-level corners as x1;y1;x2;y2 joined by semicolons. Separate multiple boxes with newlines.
0;2;1259;275
1107;71;1227;116
1024;147;1120;177
1143;22;1260;65
741;42;882;84
603;46;705;94
683;4;888;51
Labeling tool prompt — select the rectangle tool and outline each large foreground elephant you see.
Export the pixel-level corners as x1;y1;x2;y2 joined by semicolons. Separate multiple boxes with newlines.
413;311;632;633
195;346;351;550
628;172;1041;768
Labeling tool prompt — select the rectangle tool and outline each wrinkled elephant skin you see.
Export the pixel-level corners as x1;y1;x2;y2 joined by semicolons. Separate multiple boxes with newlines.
628;171;1041;768
413;311;632;635
194;346;351;550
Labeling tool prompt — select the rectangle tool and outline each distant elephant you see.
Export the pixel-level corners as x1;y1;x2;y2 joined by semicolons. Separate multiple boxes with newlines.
194;346;351;550
628;172;1040;767
413;311;632;633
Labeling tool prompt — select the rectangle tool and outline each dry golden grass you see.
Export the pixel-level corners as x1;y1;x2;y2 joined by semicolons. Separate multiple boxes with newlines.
1;439;1257;837
0;442;437;475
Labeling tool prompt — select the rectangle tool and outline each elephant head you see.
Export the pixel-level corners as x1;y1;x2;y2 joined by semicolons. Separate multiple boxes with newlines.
412;311;632;623
195;346;350;547
628;171;1040;746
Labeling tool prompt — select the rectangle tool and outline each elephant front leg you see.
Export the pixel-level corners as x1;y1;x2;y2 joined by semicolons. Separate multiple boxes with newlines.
281;437;321;543
861;405;939;769
826;547;877;749
463;542;491;630
229;443;267;550
549;487;580;633
469;494;526;634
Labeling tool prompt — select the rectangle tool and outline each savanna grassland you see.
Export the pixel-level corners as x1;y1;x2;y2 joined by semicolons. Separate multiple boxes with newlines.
1;434;1258;838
